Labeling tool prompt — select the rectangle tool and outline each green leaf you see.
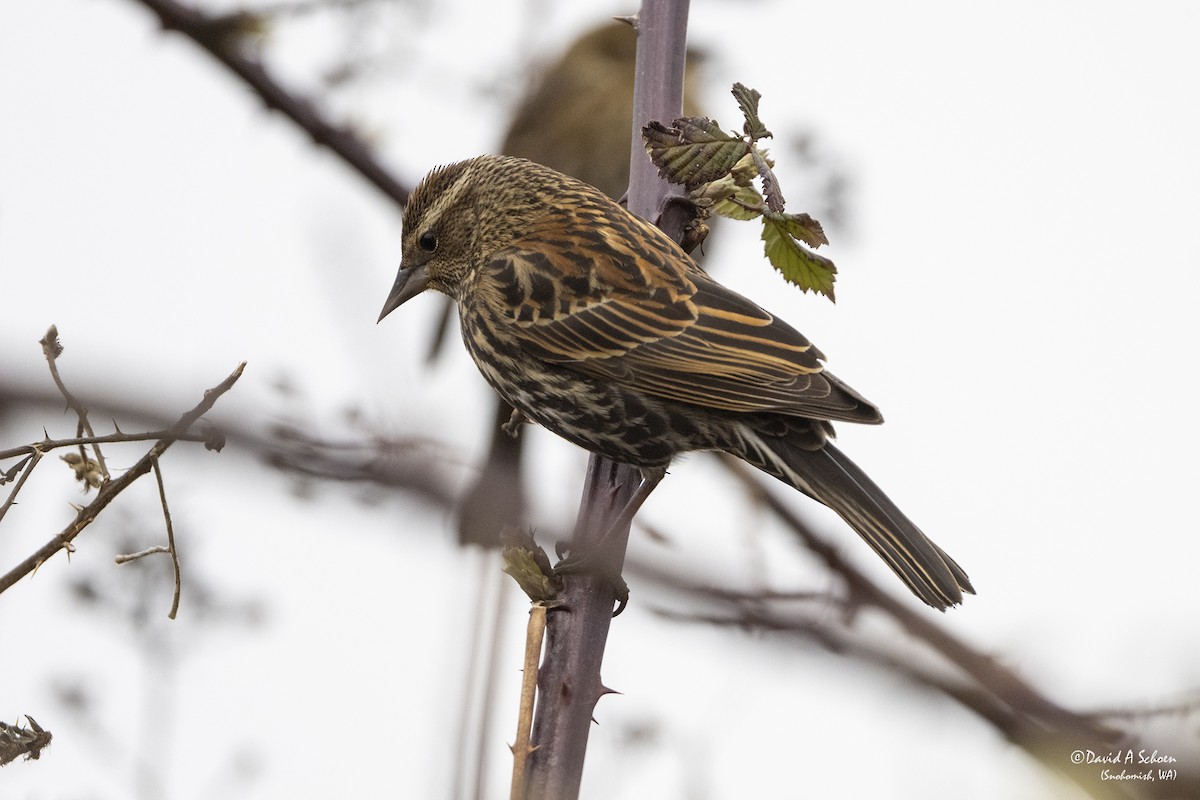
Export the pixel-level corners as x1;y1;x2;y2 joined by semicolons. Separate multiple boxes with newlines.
501;527;561;602
761;213;837;301
642;118;748;189
772;211;829;248
752;149;785;212
711;186;765;220
732;82;772;140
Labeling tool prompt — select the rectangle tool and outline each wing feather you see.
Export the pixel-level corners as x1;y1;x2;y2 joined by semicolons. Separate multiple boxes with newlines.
477;209;880;424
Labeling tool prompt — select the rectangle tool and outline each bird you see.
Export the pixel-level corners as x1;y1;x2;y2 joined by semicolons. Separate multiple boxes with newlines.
455;20;707;547
379;155;974;610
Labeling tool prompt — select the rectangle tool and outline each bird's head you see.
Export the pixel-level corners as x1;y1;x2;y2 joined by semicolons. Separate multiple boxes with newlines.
378;156;559;320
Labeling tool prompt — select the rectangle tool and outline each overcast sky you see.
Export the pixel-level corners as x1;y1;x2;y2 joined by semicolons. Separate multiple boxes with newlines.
2;1;1198;798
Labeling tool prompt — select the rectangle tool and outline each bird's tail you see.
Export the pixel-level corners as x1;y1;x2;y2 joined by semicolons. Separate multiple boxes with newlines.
735;425;974;610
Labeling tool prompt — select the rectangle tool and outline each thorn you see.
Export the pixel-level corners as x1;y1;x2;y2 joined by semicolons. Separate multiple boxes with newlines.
613;13;638;28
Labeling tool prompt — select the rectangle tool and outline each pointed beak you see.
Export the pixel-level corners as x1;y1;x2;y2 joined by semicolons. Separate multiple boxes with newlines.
378;263;431;322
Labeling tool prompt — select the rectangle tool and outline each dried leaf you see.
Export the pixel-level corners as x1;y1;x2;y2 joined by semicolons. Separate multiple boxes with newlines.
732;82;772;140
752;149;785;212
39;326;63;359
0;716;52;766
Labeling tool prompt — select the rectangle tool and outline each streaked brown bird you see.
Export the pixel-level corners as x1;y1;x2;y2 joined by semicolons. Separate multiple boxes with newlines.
455;20;706;547
379;155;974;610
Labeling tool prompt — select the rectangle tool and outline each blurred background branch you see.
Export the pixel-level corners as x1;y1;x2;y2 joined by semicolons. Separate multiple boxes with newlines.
2;1;1196;798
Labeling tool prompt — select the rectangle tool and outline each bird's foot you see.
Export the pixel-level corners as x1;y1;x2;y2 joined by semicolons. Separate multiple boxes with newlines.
501;407;529;438
553;550;630;617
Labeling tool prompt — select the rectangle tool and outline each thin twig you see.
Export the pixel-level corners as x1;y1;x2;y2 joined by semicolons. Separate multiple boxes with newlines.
114;545;172;563
0;362;246;596
0;429;216;461
40;325;110;481
1;383;458;509
152;456;183;619
0;451;43;525
509;603;547;800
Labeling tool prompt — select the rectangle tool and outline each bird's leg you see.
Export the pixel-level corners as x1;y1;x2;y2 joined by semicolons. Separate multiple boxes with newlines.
501;406;529;438
555;465;666;615
599;465;665;543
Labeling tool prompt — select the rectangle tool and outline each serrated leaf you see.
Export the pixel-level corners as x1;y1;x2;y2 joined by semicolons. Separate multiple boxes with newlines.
732;82;772;140
643;118;747;189
772;211;828;248
761;213;837;301
752;149;785;212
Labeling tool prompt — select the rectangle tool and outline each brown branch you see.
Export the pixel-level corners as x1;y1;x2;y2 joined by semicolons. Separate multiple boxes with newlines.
0;429;216;461
509;603;548;800
718;455;1119;742
2;383;459;511
151;456;184;619
0;362;246;596
130;0;410;208
0;451;43;526
648;575;1188;800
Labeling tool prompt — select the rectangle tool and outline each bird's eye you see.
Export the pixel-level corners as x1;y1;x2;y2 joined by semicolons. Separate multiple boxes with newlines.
418;231;438;253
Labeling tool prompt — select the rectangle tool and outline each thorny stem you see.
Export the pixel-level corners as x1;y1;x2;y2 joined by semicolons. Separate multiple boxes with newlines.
0;451;43;525
0;429;217;461
524;3;692;799
0;362;246;596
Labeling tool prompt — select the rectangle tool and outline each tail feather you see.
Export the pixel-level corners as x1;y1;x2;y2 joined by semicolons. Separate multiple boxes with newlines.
738;426;973;610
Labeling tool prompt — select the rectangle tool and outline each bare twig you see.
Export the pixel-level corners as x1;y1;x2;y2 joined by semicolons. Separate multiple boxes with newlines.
0;362;246;596
39;325;110;481
152;457;184;619
0;429;217;462
114;545;172;563
2;383;458;510
130;0;410;208
0;451;43;525
509;603;547;800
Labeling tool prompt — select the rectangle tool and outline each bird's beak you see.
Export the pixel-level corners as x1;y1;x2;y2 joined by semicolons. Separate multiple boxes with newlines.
378;263;431;322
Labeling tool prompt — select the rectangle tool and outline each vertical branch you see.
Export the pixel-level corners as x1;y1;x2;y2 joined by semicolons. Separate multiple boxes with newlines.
525;3;692;799
509;603;548;800
40;325;111;480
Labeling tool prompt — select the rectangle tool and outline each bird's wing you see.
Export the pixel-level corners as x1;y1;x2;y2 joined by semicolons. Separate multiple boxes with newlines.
481;225;880;423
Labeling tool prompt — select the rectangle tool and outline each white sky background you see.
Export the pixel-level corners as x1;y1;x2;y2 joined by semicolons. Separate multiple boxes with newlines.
2;0;1199;798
